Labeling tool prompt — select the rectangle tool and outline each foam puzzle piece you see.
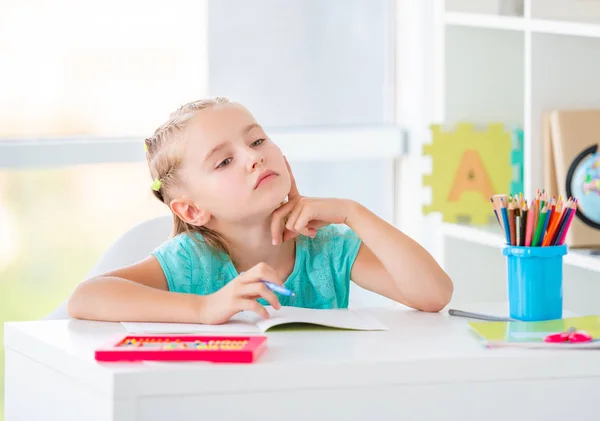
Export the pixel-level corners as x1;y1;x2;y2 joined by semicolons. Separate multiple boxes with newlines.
511;129;524;195
423;122;512;225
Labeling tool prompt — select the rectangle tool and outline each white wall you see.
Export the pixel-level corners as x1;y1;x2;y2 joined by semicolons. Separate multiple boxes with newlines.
207;0;395;127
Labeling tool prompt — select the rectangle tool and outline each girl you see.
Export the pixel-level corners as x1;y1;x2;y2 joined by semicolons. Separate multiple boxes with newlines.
67;98;453;324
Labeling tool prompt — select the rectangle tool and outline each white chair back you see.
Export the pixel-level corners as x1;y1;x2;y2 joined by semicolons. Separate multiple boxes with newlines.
43;215;173;319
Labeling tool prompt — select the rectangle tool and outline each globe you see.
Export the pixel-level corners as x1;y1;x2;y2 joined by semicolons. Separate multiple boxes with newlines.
570;152;600;226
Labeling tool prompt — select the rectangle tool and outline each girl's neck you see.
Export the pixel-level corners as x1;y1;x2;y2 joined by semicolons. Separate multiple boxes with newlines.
210;217;296;280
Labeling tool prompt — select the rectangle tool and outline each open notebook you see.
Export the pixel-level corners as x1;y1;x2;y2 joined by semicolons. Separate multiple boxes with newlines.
122;306;388;334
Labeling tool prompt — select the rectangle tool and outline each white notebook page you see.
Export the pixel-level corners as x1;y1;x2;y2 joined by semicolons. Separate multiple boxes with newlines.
121;307;387;333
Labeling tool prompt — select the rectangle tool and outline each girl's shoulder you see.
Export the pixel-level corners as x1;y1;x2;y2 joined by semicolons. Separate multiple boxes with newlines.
295;224;362;277
150;232;229;293
153;231;221;256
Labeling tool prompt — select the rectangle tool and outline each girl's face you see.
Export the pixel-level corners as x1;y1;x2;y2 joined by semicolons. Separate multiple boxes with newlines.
178;102;291;223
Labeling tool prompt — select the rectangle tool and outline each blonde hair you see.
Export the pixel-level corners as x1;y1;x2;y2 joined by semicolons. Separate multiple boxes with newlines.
145;97;231;255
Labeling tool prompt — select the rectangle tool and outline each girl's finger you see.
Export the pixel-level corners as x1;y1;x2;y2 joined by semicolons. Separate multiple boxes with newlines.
284;156;300;199
239;262;283;285
271;200;295;245
285;200;304;232
294;209;315;234
285;202;313;237
282;229;300;242
308;220;328;229
239;299;270;319
239;283;281;309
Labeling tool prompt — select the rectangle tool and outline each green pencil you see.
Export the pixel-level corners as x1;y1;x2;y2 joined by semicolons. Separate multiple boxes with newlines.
532;206;548;246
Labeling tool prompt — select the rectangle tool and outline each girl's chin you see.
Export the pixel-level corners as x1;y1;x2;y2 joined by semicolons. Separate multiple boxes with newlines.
257;185;289;206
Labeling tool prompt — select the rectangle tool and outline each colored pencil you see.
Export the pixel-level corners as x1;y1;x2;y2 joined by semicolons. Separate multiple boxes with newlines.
538;207;551;247
551;207;571;246
508;201;516;246
520;205;527;246
542;208;561;246
490;192;576;247
543;199;569;246
556;201;577;246
490;198;501;226
490;195;506;231
500;199;511;244
532;206;548;247
525;201;535;246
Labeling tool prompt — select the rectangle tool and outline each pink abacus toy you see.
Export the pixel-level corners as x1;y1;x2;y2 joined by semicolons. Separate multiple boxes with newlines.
95;335;267;363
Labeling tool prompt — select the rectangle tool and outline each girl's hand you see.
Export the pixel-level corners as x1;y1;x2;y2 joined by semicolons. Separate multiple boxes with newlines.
198;262;283;324
271;158;352;245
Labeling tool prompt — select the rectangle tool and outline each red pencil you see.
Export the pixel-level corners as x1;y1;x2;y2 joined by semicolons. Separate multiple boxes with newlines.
557;200;577;245
525;200;535;246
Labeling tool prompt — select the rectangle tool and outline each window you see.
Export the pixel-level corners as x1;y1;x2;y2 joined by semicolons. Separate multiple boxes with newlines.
0;2;407;416
0;163;167;320
0;0;208;138
0;162;170;405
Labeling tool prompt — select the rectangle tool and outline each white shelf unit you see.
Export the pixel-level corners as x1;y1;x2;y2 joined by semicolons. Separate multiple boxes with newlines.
443;223;600;273
445;11;600;38
444;12;526;31
427;0;600;314
440;3;600;197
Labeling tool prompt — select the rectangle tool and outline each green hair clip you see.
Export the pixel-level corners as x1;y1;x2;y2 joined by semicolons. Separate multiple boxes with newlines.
151;178;162;191
144;142;148;152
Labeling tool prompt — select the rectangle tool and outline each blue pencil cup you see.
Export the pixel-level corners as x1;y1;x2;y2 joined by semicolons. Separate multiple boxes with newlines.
502;245;568;322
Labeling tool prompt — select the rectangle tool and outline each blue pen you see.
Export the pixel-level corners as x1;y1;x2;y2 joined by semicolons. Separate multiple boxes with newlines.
240;272;295;297
262;280;295;297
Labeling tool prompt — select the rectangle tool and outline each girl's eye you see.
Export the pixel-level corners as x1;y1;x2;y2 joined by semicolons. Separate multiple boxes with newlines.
216;158;232;169
250;138;265;147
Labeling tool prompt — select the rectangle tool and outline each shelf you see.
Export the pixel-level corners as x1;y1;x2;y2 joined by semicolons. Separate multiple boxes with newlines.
530;18;600;38
445;12;525;32
445;11;600;38
442;222;600;273
442;222;505;247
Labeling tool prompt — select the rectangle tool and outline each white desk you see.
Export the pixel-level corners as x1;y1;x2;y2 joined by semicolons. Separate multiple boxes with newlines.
4;305;600;421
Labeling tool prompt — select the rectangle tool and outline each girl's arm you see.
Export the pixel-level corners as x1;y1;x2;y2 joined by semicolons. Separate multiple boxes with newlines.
67;257;202;322
346;201;453;312
272;159;452;312
67;258;286;324
273;196;453;312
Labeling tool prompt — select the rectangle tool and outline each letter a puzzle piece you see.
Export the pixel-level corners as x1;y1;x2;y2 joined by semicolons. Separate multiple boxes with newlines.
423;123;512;225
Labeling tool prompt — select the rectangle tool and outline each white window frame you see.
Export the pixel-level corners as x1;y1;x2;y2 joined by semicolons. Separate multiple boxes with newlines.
0;126;406;229
0;126;405;169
